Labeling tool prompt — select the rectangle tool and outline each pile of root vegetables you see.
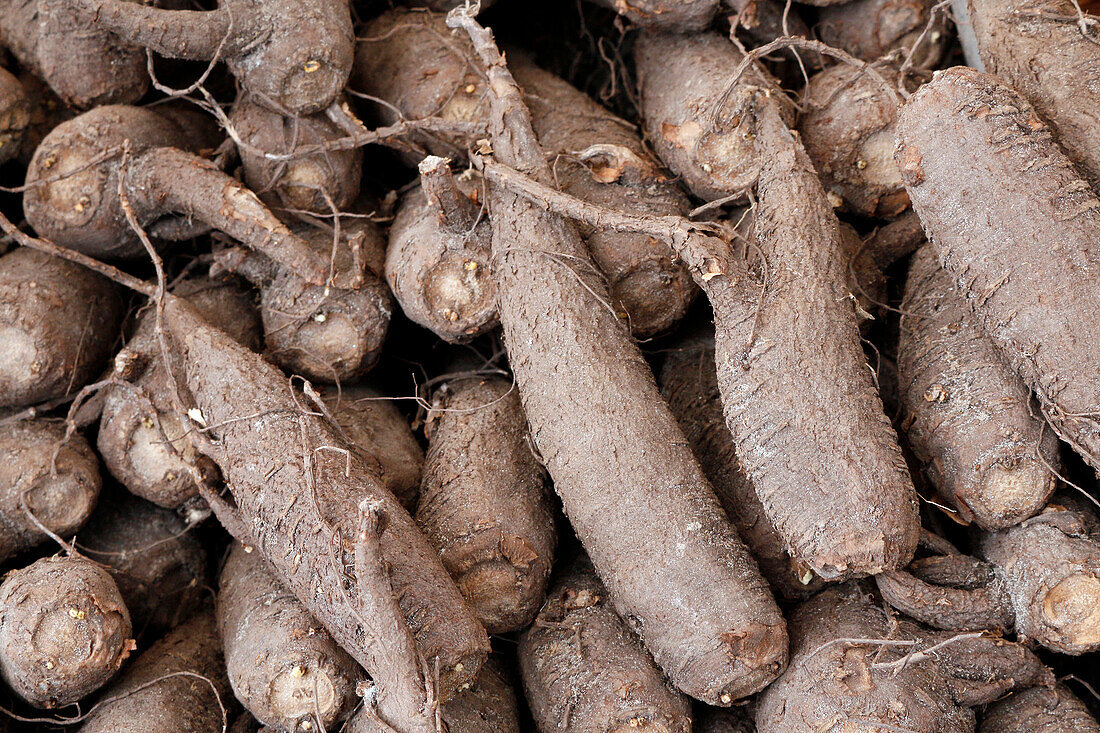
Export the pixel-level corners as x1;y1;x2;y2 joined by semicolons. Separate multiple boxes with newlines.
0;0;1099;728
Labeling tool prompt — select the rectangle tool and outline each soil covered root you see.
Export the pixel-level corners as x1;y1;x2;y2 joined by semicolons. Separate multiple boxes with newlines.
0;247;124;409
816;0;952;70
964;0;1100;186
980;683;1100;732
0;66;31;165
897;245;1058;529
213;212;392;383
78;485;208;640
0;0;148;109
724;0;812;50
896;66;1100;470
584;0;720;30
416;374;556;633
800;63;912;218
23;105;343;287
756;583;1049;732
0;555;132;707
230;93;363;215
79;610;231;733
98;276;261;512
218;544;359;732
357;10;697;339
519;560;692;733
322;385;424;510
347;655;521;733
0;419;100;561
155;295;490;706
11;70;74;166
447;6;786;704
63;0;352;114
659;329;824;600
387;159;497;343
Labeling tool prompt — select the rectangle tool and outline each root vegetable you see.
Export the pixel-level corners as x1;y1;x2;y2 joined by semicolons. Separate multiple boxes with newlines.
896;66;1100;469
0;419;100;561
447;10;786;704
0;247;124;409
897;245;1058;529
386;158;497;343
218;544;359;732
24;105;341;287
78;610;231;733
980;684;1100;732
64;0;352;114
10;70;73;165
0;556;132;707
0;66;31;165
322;386;424;509
416;374;556;633
725;0;812;49
97;276;262;511
518;561;692;733
816;0;951;69
584;0;720;30
78;486;208;638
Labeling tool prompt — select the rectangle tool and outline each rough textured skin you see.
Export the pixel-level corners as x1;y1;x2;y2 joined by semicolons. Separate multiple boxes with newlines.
78;611;231;733
469;18;787;703
659;333;822;600
898;246;1058;529
231;94;363;214
966;0;1100;185
322;386;424;510
519;563;692;733
98;277;262;511
387;167;498;343
817;0;950;69
160;297;489;702
585;0;720;30
218;545;359;732
0;0;147;108
704;91;918;579
0;420;100;561
980;496;1100;654
897;67;1100;469
697;706;756;732
66;0;353;114
12;70;73;165
635;31;795;202
980;684;1100;732
800;64;910;218
0;556;132;707
725;0;812;49
78;487;207;639
0;247;124;409
0;67;31;165
416;375;556;634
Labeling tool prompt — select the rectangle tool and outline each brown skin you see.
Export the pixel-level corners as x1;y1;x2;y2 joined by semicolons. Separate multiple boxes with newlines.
230;94;363;215
451;9;786;704
635;31;795;202
97;276;262;512
898;245;1058;529
865;209;926;271
816;0;951;69
519;561;692;733
725;0;812;49
12;70;73;165
357;11;697;339
0;556;132;707
78;486;207;640
658;331;823;600
218;545;359;732
897;66;1100;469
799;63;910;218
64;0;352;115
322;386;424;510
214;215;393;383
0;66;30;165
387;158;498;343
0;0;147;109
78;610;231;733
966;0;1100;186
980;684;1100;732
756;584;1046;732
24;105;342;288
156;295;489;710
0;247;124;409
584;0;720;29
0;419;100;561
416;375;556;634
